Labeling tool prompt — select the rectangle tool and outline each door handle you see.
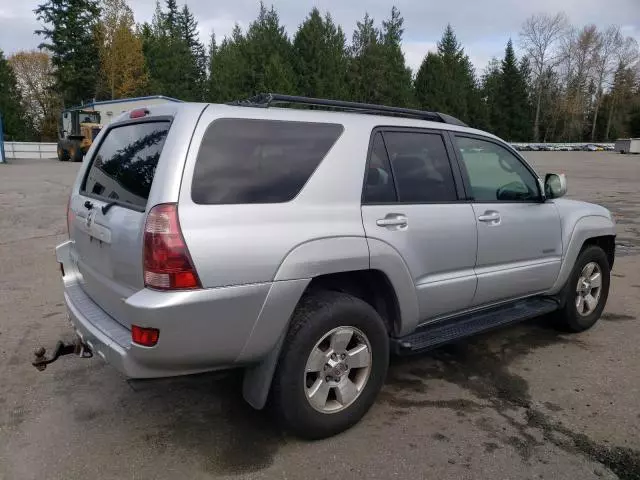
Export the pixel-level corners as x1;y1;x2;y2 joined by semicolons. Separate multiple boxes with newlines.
376;214;408;228
478;211;501;224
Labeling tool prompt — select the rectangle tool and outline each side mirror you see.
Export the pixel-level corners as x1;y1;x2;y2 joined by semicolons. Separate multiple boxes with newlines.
544;173;567;199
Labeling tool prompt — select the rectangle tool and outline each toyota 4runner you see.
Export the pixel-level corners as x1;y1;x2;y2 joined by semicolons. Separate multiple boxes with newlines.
49;94;615;439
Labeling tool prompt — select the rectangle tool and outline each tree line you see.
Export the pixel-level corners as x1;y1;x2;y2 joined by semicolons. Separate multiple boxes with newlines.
0;0;638;143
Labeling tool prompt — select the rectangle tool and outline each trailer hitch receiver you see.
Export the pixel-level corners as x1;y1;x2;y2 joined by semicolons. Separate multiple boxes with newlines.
32;339;93;371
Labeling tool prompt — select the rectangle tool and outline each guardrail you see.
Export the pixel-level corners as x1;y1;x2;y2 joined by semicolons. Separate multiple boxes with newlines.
3;142;57;159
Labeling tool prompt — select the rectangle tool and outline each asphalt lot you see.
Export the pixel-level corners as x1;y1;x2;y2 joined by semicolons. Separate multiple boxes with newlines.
0;152;639;480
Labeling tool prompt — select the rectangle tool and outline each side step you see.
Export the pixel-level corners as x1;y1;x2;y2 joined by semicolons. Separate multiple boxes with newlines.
391;297;559;355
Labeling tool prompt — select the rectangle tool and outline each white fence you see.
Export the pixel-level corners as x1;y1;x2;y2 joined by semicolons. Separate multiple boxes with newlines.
3;142;57;159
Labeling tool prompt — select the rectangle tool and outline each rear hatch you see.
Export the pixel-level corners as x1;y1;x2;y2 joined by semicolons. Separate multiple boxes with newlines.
69;116;174;328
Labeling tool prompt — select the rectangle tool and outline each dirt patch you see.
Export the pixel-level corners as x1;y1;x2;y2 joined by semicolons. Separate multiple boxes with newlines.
483;442;500;453
526;409;640;480
544;401;564;412
382;319;640;477
432;432;450;442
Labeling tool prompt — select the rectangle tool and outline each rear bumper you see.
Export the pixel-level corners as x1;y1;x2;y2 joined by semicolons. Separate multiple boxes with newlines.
55;240;277;379
64;283;150;377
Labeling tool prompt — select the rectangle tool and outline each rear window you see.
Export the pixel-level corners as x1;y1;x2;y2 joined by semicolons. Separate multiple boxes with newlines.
191;119;343;204
81;121;170;208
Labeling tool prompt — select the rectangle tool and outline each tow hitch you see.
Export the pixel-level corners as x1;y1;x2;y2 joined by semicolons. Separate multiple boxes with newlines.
32;339;93;371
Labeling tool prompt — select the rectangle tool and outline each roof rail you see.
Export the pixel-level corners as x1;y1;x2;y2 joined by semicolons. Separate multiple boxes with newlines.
228;93;468;127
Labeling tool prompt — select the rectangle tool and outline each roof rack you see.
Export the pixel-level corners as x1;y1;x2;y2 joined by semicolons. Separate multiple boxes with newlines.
228;93;468;127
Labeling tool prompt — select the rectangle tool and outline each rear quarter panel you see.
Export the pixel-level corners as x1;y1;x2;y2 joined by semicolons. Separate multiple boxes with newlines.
178;106;372;288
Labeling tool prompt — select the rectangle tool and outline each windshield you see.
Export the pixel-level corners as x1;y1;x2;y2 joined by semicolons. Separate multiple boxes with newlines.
80;111;100;124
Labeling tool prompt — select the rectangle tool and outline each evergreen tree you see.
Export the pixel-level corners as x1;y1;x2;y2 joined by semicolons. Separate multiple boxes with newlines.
241;3;296;95
348;13;385;104
208;25;251;101
164;0;180;36
206;31;219;101
481;58;502;132
35;0;101;107
293;9;348;99
379;7;414;107
494;40;531;140
415;25;483;124
178;5;207;100
0;49;30;140
141;0;204;101
347;9;413;107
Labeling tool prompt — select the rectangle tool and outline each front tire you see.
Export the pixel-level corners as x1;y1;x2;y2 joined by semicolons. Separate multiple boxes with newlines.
70;145;83;162
57;145;69;162
557;245;610;332
271;291;389;439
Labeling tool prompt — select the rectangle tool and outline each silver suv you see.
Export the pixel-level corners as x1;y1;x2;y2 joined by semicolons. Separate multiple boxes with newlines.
52;94;615;439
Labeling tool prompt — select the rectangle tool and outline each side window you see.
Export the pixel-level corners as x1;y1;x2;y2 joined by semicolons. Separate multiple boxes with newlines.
363;133;397;203
192;119;343;204
454;136;540;202
383;131;458;203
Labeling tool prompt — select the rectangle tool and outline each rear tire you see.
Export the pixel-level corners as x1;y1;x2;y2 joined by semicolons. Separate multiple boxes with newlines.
556;245;610;332
271;290;389;439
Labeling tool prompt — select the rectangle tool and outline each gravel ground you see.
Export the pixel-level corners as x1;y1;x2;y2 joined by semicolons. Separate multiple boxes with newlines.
0;152;639;480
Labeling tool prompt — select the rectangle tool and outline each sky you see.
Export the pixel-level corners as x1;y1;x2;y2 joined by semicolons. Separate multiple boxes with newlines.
1;0;639;75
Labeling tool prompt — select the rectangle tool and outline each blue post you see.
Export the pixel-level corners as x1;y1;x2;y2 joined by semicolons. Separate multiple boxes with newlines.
0;113;7;163
0;112;6;163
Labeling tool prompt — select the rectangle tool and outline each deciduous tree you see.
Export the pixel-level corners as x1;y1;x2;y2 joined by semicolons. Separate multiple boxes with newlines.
519;13;568;141
8;50;60;140
96;0;148;99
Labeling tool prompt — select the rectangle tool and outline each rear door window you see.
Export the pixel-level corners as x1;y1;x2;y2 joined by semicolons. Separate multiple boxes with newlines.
383;131;458;203
363;132;397;203
191;119;343;204
81;121;170;209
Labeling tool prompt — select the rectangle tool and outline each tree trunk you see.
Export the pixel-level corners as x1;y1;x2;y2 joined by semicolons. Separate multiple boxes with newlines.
591;98;600;142
591;70;606;142
533;80;542;142
605;90;617;141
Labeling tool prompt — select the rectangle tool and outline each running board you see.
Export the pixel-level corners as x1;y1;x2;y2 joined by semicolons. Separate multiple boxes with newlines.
391;297;559;355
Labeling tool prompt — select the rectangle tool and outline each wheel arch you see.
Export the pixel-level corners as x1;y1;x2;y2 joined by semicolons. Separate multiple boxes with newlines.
549;215;616;295
242;267;406;410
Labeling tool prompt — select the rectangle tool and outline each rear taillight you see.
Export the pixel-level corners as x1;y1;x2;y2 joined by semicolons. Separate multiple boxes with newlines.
143;203;201;290
131;325;159;347
66;194;74;237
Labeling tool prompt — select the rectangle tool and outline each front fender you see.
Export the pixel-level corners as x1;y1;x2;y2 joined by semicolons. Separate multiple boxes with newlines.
548;215;616;294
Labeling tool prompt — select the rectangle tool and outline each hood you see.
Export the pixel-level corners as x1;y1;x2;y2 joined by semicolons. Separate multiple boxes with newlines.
553;198;615;224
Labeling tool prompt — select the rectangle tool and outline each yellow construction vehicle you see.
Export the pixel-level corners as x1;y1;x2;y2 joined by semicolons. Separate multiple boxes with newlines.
57;108;102;162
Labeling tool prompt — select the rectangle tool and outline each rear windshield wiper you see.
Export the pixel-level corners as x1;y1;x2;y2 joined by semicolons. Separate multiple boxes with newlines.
101;202;118;215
